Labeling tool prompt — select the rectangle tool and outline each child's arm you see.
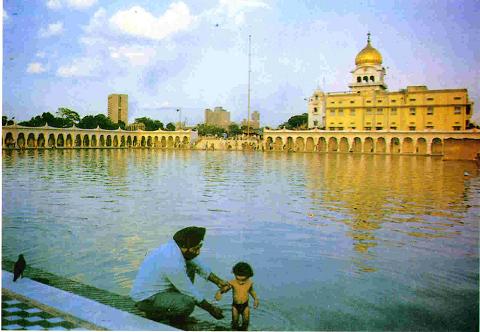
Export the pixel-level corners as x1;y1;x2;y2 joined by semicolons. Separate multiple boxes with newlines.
214;283;232;301
249;284;259;308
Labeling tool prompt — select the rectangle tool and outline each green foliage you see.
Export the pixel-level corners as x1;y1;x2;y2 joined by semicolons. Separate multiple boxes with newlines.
279;113;308;130
77;114;119;130
134;117;164;131
228;123;242;136
2;116;15;126
165;122;176;131
57;108;80;124
18;112;72;128
196;123;226;136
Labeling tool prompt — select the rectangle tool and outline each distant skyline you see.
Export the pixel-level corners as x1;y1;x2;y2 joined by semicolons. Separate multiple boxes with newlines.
3;0;480;127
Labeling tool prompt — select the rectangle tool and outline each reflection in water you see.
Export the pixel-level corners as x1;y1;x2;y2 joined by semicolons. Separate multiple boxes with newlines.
2;150;479;330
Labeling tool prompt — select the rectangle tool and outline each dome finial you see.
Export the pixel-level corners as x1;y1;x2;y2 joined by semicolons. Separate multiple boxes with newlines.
367;32;371;44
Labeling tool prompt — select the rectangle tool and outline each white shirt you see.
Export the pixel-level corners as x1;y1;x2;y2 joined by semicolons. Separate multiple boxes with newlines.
130;239;211;303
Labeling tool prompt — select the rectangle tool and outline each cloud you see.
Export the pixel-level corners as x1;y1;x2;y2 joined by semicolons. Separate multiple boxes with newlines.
47;0;97;10
39;22;64;37
56;57;101;77
27;62;47;74
109;2;194;40
36;51;47;58
109;45;157;66
214;0;270;25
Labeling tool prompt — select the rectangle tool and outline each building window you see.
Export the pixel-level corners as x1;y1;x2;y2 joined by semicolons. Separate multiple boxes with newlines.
390;126;397;130
390;108;397;115
454;106;461;114
314;107;318;113
409;126;416;131
426;126;434;129
370;75;375;82
366;108;372;114
377;100;383;103
350;100;355;104
313;120;318;126
391;122;396;125
315;95;319;100
350;109;355;116
427;107;434;115
363;76;368;82
377;108;383;115
365;127;371;131
454;97;461;100
453;126;461;131
409;98;416;102
366;122;371;125
338;109;344;115
366;100;371;103
357;77;361;83
391;99;396;103
350;127;356;130
427;97;434;101
329;127;335;130
337;127;344;130
376;127;383;130
330;110;335;116
409;107;416;115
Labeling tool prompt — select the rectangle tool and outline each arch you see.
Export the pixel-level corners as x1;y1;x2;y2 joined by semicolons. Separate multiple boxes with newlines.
167;136;174;148
182;136;189;146
120;135;126;147
266;137;273;151
27;133;36;148
402;137;414;154
161;136;167;148
37;133;45;148
91;135;97;147
174;136;181;148
357;76;361;83
106;135;112;147
75;134;82;147
133;136;138;147
339;137;349;152
127;136;132;147
17;133;26;148
147;136;153;147
390;137;401;154
66;134;73;147
83;134;90;147
5;132;15;148
317;137;327;152
376;137;386;153
274;137;283;151
352;137;362;152
286;137;294;151
113;135;119;147
363;76;368;83
305;137;315;152
141;136;146;147
370;75;375;82
48;134;55;147
295;137;305;152
100;135;106;147
364;137;374;153
57;134;64;147
431;138;443;155
154;136;159;148
328;137;338;152
416;138;427;154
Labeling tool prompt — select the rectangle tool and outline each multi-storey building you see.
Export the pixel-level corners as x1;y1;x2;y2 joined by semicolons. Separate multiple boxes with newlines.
241;110;260;129
108;94;128;124
205;107;230;129
308;34;474;131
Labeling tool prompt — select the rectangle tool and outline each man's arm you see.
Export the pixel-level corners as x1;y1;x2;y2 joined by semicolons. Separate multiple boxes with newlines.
208;272;229;288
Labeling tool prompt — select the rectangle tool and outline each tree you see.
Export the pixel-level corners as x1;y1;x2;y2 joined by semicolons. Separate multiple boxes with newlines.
2;116;14;126
279;113;308;130
195;124;226;136
134;117;164;131
228;123;242;137
57;108;80;125
77;114;120;130
166;122;176;131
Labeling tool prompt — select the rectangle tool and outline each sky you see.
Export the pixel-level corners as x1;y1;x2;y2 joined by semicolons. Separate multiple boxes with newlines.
3;0;480;127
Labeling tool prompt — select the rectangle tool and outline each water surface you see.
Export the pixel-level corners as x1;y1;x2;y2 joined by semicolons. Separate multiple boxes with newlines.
3;149;479;330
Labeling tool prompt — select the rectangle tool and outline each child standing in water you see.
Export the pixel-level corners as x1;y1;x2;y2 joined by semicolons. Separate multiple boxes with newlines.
215;262;259;331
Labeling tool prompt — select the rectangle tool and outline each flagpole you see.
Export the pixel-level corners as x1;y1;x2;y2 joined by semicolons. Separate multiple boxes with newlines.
247;34;251;137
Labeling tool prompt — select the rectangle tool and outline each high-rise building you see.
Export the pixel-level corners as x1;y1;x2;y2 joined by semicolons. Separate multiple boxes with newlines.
108;94;128;124
205;107;230;129
308;34;474;131
241;110;260;129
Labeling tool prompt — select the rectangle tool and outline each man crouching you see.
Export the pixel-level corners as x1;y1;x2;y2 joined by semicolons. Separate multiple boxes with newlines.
130;226;227;322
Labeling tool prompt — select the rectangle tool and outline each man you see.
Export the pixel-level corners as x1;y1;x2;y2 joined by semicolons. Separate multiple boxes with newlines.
130;226;227;322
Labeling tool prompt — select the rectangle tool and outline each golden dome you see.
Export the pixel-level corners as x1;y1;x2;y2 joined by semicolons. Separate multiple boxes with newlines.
355;34;382;65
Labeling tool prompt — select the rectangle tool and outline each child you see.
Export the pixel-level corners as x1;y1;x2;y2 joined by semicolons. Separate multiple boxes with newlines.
215;262;259;331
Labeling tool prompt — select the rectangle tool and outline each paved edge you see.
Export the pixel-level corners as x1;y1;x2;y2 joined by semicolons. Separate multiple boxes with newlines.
2;271;178;331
